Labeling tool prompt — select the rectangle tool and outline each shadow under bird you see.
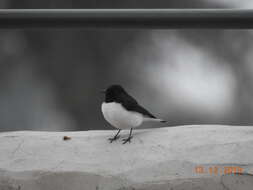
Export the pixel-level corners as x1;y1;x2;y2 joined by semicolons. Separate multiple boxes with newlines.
101;85;166;144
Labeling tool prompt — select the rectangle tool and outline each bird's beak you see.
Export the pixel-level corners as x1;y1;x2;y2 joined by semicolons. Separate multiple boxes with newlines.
100;90;106;94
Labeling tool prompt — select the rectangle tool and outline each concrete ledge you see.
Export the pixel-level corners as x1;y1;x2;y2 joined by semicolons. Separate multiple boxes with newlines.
0;125;253;190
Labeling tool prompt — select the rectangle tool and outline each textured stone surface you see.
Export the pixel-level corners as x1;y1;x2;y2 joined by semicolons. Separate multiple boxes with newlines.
0;125;253;190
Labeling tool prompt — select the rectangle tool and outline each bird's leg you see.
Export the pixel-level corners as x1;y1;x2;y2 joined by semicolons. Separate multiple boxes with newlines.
108;129;121;143
122;128;133;144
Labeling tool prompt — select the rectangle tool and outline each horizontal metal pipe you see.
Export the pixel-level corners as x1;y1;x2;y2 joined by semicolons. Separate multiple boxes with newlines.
0;9;253;29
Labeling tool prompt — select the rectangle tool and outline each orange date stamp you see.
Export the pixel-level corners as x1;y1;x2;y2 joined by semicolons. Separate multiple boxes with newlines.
195;165;244;175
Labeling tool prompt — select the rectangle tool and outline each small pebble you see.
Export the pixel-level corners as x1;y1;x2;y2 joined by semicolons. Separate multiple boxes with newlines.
63;136;71;141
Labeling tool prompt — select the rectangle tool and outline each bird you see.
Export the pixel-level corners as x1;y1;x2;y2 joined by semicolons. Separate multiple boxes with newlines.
101;84;166;144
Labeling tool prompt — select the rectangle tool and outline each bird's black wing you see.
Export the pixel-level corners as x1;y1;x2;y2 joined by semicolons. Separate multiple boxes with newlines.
120;93;156;119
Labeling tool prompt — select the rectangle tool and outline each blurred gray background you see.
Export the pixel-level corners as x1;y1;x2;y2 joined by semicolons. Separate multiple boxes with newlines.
1;0;253;131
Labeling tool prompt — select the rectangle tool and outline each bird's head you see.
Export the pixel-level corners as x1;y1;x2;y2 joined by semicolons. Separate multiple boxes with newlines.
101;84;126;102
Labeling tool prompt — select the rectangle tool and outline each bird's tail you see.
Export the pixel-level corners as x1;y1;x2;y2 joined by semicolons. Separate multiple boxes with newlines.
143;117;167;123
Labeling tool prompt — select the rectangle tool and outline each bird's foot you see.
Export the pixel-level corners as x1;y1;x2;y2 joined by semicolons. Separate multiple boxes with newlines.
108;135;120;143
122;136;133;144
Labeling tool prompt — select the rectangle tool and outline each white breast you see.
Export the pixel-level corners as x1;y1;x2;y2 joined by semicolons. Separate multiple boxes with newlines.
101;102;143;129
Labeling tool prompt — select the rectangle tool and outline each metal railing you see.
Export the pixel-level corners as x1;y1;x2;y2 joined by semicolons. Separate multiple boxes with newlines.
0;9;253;29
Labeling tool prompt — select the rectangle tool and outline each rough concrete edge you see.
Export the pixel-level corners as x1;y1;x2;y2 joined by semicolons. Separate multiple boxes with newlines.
1;170;253;190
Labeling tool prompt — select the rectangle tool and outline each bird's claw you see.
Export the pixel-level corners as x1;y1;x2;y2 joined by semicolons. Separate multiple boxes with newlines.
108;135;120;143
122;136;133;144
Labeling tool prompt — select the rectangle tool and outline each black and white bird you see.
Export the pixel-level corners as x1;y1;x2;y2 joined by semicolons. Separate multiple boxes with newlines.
101;85;166;144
